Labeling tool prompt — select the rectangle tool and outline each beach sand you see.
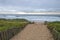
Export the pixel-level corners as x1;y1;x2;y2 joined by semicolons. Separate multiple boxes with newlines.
10;22;54;40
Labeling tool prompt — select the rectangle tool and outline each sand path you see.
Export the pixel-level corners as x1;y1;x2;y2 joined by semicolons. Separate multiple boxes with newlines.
10;22;54;40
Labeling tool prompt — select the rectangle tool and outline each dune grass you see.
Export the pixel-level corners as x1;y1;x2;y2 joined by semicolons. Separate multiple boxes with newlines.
47;21;60;32
0;19;29;31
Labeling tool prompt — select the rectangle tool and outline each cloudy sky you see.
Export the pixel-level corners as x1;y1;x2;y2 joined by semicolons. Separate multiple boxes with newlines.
0;0;60;12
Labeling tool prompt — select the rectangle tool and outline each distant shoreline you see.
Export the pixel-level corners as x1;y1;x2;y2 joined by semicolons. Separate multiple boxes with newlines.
0;11;60;15
0;14;60;16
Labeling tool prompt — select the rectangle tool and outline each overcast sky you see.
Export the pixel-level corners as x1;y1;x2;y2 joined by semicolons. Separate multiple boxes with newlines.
0;0;60;12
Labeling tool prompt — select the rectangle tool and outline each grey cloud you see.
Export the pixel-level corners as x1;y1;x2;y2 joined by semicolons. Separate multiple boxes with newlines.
0;0;60;11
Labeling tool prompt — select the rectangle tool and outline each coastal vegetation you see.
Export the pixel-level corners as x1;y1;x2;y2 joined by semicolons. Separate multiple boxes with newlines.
47;21;60;32
0;18;30;40
0;19;29;31
47;21;60;40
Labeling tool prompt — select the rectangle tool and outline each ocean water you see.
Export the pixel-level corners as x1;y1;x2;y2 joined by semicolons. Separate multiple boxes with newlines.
0;14;60;22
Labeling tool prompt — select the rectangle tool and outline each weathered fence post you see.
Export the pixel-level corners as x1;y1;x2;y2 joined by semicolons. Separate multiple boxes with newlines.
0;32;2;40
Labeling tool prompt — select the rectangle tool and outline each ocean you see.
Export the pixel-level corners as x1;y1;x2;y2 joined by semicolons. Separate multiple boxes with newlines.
0;14;60;22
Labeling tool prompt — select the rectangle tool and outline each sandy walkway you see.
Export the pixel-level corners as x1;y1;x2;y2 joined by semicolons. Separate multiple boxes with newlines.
10;22;54;40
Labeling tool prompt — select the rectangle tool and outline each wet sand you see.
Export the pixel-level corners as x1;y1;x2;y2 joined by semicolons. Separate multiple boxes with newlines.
10;22;54;40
